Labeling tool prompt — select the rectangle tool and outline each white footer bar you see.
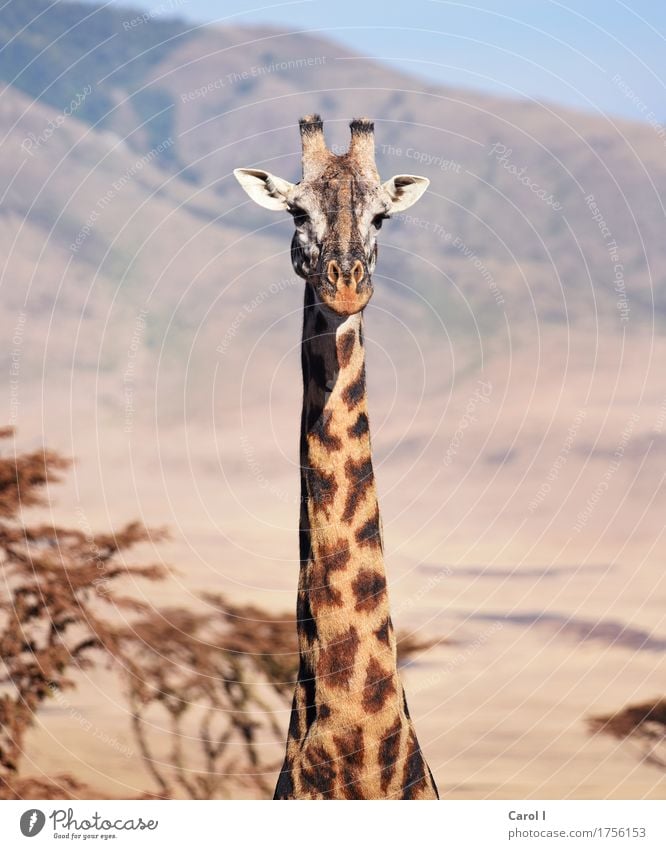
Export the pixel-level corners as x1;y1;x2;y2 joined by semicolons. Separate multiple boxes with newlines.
1;800;664;848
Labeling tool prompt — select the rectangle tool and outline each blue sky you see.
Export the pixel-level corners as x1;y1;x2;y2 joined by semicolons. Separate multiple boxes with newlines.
87;0;665;120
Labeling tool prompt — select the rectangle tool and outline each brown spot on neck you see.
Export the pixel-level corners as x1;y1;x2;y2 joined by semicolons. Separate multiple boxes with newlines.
352;569;387;612
341;455;374;522
375;617;393;646
308;539;351;613
362;656;396;714
342;364;366;410
348;411;369;439
301;743;337;797
306;464;337;514
333;726;365;799
378;717;402;793
337;328;356;369
318;626;360;688
401;732;430;799
355;506;382;549
309;410;342;451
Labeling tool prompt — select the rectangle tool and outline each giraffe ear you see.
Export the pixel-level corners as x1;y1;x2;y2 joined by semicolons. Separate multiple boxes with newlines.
233;168;295;211
382;174;430;212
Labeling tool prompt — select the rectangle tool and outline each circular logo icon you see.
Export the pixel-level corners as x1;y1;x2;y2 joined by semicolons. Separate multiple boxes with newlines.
20;809;46;837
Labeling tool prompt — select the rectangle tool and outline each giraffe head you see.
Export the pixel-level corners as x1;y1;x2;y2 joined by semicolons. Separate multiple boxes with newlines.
234;115;429;316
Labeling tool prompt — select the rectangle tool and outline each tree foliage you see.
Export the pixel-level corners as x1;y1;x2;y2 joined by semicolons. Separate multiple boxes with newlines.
0;428;166;798
588;699;666;770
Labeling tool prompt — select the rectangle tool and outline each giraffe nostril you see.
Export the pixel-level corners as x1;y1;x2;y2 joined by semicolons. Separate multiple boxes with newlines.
327;260;341;285
351;260;364;285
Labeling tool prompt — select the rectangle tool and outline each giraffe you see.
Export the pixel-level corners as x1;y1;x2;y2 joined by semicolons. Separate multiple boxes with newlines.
234;115;438;799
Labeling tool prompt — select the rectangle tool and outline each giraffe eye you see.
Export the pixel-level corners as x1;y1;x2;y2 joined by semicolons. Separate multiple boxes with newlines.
372;213;390;230
289;206;310;227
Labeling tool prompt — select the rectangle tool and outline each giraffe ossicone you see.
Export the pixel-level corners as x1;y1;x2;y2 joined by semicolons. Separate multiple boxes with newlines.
235;115;438;799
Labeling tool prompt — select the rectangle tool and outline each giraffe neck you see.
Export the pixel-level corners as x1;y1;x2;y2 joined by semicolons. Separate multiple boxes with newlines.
298;285;390;699
273;286;438;799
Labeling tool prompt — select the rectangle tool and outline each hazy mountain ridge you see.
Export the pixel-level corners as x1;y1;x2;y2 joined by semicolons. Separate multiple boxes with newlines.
1;1;664;362
0;0;193;157
1;1;664;441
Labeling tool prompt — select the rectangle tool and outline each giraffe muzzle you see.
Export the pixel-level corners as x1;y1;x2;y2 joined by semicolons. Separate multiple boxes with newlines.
316;257;373;316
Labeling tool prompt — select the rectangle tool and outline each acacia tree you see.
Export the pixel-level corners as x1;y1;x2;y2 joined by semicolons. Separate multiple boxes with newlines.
119;598;296;799
0;427;166;798
588;699;666;770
